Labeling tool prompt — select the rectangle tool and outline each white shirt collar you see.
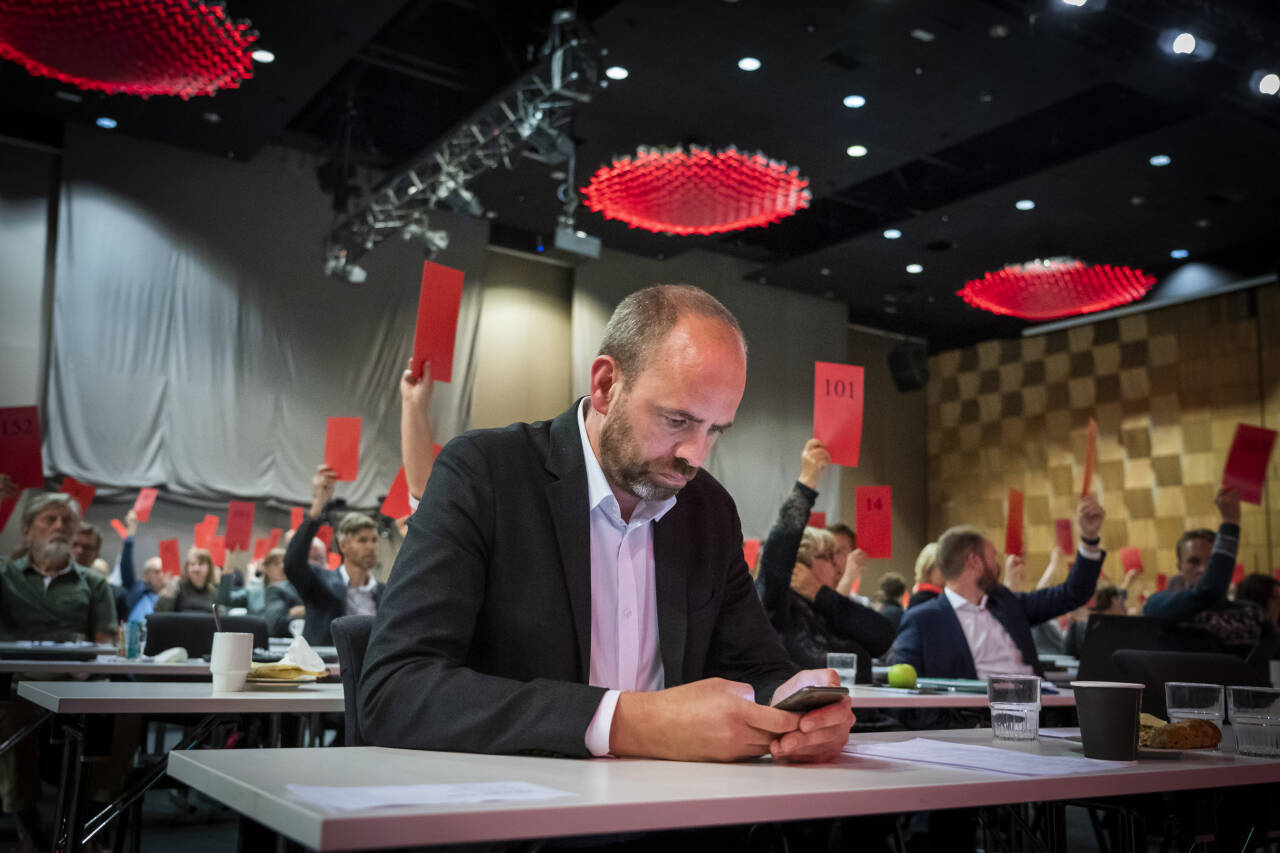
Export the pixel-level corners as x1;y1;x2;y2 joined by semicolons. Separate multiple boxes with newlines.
576;398;677;526
944;584;987;612
338;565;377;592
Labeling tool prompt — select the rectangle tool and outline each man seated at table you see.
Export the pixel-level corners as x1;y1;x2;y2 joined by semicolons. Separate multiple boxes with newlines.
361;284;853;763
285;472;383;645
0;493;118;852
260;548;306;637
1142;488;1269;661
127;555;167;622
890;495;1106;681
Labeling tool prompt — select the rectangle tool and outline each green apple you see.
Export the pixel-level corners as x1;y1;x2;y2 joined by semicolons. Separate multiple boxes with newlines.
887;663;918;689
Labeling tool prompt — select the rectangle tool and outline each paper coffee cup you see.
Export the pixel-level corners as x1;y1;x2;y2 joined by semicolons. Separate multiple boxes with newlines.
1071;681;1144;760
212;671;248;692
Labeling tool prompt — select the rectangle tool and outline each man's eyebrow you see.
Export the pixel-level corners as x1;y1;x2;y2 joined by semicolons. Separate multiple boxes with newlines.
661;407;733;432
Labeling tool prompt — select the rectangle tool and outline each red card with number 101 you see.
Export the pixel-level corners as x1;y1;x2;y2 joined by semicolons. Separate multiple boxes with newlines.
856;486;892;558
813;362;865;467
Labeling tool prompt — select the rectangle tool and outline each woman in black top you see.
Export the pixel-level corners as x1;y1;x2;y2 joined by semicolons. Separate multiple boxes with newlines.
155;547;219;613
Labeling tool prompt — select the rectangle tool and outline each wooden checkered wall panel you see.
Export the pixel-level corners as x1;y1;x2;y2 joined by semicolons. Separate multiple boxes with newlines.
927;283;1279;600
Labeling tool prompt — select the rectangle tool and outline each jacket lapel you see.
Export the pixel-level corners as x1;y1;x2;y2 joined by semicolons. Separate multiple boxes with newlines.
543;401;593;682
938;594;979;678
651;511;686;686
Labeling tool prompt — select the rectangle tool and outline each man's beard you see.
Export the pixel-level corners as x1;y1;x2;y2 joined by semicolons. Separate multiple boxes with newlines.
30;537;72;568
598;400;698;502
977;560;1000;592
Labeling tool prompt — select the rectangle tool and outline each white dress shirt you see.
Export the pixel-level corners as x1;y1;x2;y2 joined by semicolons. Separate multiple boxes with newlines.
943;586;1034;680
338;565;378;617
578;400;676;756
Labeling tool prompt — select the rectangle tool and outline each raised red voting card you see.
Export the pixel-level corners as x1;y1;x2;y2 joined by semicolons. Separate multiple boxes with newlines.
0;406;42;487
225;501;256;551
1222;423;1277;505
813;362;865;467
1234;563;1246;586
132;488;159;522
327;552;342;571
193;522;213;550
290;507;304;531
381;467;412;519
1004;489;1024;557
316;525;334;552
1120;547;1143;574
1155;574;1167;592
742;539;761;572
252;538;269;562
411;260;465;383
808;511;827;529
209;536;226;568
59;476;96;513
325;417;361;482
856;486;892;559
265;528;283;552
1054;518;1073;554
159;539;181;577
1081;418;1098;498
110;519;129;539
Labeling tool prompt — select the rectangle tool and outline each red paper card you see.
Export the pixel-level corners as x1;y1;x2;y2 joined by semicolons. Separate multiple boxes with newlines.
0;495;19;535
1234;563;1246;585
1004;488;1024;557
743;538;761;571
433;443;443;457
813;362;865;467
325;417;361;482
252;538;269;562
1054;518;1073;554
855;486;892;559
265;528;283;552
1222;423;1277;505
317;525;334;552
290;507;304;532
1081;418;1098;498
132;487;159;522
1120;547;1143;574
327;552;342;571
0;406;43;488
411;260;465;383
1155;573;1168;592
808;511;827;529
381;467;412;519
193;522;213;550
851;576;861;595
209;536;226;568
202;515;220;532
59;476;96;514
159;539;181;577
110;519;128;539
225;500;255;551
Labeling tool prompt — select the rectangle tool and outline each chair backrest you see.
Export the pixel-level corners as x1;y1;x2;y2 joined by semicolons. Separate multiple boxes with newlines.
1112;648;1269;717
1076;614;1164;683
331;614;375;746
143;613;268;658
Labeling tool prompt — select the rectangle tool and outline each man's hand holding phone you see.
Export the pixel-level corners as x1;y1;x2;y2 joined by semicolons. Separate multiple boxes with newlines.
769;669;856;763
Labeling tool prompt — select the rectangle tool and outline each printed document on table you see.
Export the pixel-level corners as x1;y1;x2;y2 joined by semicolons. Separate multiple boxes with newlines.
287;781;575;812
844;738;1124;776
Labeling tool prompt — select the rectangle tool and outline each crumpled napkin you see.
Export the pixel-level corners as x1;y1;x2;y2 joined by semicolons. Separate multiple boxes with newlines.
273;633;327;675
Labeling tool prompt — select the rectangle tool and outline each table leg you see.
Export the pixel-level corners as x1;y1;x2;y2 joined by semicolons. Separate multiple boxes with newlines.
53;721;85;853
0;707;50;756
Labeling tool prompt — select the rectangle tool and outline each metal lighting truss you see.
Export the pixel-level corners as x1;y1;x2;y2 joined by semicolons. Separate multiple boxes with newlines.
324;14;600;278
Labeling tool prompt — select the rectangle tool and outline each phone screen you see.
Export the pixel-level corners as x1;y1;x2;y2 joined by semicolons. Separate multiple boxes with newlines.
774;685;849;712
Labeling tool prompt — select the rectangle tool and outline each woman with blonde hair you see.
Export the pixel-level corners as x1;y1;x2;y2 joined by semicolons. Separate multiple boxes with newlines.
908;542;944;609
155;546;220;613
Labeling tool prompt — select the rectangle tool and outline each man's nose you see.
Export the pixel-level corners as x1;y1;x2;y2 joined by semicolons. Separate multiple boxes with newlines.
675;431;714;471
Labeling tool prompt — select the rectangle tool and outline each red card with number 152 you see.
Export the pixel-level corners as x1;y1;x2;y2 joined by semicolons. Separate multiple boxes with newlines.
813;362;865;467
856;486;892;559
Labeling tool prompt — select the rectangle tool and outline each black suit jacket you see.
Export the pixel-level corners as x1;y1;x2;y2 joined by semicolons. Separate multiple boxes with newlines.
284;516;384;646
359;401;795;757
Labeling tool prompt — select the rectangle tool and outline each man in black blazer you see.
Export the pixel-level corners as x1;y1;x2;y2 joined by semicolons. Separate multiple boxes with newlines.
360;285;853;762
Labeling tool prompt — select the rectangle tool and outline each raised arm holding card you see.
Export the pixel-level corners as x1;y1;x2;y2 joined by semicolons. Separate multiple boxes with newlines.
400;357;437;502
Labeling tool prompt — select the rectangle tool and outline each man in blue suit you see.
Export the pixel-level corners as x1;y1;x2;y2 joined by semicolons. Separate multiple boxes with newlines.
891;495;1106;680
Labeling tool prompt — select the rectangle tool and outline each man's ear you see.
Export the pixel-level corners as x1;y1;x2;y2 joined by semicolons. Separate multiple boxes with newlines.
588;355;623;416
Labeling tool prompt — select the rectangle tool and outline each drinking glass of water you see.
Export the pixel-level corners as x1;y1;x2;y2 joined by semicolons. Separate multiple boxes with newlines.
988;674;1040;740
1165;682;1224;726
826;653;858;688
1228;686;1280;757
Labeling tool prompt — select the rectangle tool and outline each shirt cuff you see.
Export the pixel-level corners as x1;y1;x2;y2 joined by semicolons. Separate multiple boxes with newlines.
1078;543;1103;561
407;494;419;511
584;690;621;757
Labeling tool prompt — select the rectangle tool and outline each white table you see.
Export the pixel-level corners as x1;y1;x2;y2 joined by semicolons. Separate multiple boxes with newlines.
847;685;1075;708
0;655;340;678
167;728;1280;851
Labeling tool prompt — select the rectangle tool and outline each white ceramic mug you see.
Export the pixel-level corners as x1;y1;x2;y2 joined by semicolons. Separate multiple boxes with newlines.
210;631;253;692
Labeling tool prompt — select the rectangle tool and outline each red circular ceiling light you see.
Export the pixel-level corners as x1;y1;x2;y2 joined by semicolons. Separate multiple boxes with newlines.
958;258;1156;321
582;145;812;236
0;0;257;99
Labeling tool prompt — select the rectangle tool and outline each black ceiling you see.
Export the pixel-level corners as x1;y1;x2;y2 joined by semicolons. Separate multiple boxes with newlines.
2;0;1278;350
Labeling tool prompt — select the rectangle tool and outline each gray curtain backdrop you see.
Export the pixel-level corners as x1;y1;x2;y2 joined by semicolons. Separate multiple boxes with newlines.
572;249;849;539
44;125;487;508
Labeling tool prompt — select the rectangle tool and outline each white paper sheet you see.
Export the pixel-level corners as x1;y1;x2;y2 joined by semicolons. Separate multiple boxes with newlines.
286;781;575;812
1037;728;1081;740
843;738;1126;776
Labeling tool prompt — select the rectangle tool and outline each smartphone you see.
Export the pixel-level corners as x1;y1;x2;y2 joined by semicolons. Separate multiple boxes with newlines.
774;685;849;712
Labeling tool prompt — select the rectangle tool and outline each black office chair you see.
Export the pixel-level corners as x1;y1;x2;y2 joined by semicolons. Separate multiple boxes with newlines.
1075;614;1164;682
1111;649;1269;718
143;613;268;658
331;614;374;747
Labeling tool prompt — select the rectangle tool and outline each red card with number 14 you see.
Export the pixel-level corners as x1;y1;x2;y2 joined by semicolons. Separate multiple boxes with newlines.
813;362;865;467
856;486;892;559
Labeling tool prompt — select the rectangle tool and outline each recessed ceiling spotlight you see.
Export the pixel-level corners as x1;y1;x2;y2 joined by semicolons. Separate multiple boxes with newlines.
1149;154;1172;167
1158;29;1214;60
1251;70;1280;96
202;112;221;123
1130;195;1145;206
605;66;629;80
883;228;902;239
95;116;117;129
1170;249;1189;259
906;263;924;274
738;56;761;71
1061;0;1088;6
1015;199;1036;210
820;267;831;276
988;24;1009;38
910;28;935;42
843;94;866;108
250;48;275;64
846;144;868;157
1172;33;1195;54
1195;218;1210;228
